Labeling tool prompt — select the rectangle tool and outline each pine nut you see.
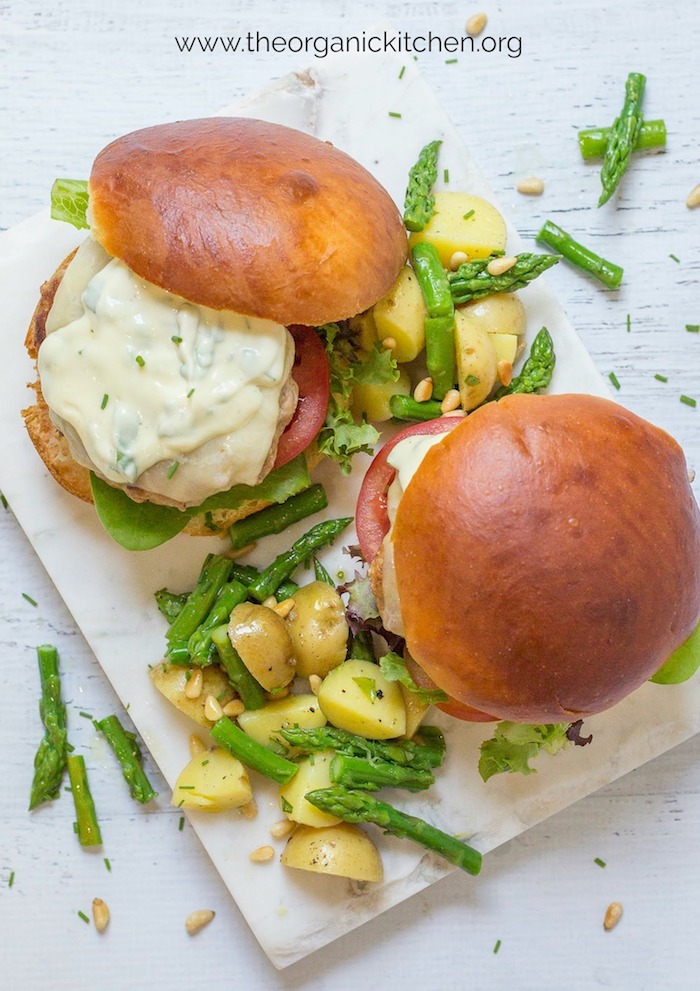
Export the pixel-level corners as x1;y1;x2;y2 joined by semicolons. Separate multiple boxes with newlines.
309;674;323;696
487;256;517;276
413;377;434;403
272;598;295;619
516;176;545;196
262;595;277;609
449;250;469;271
686;183;700;208
440;389;462;413
222;699;245;718
381;337;397;351
442;409;466;418
92;898;110;933
185;909;215;935
240;799;258;819
184;668;203;700
688;467;696;483
203;694;224;722
249;845;275;863
603;902;623;931
497;360;513;387
465;12;487;35
270;819;296;840
189;734;207;757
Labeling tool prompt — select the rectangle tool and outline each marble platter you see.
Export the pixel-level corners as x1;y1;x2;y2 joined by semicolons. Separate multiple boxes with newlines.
1;54;698;969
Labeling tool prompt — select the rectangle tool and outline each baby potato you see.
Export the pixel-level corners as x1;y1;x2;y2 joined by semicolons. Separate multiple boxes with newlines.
238;693;327;750
372;266;427;363
317;659;406;739
149;662;235;727
351;367;411;423
454;308;499;410
408;192;507;267
460;292;526;338
281;823;383;882
348;310;378;352
172;748;252;812
228;602;296;691
279;751;341;828
287;581;349;680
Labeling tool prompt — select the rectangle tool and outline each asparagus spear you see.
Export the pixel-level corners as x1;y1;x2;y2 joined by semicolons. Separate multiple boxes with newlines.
154;588;189;624
210;716;298;785
247;517;353;602
67;755;102;846
166;554;232;644
186;579;248;663
389;395;443;422
537;221;623;289
211;625;266;710
228;563;299;601
579;118;666;159
278;725;446;772
305;787;482;875
495;327;555;398
95;715;157;804
598;72;646;206
330;754;435;792
229;484;328;551
411;242;455;399
403;139;442;232
313;557;335;586
29;645;68;810
448;253;560;305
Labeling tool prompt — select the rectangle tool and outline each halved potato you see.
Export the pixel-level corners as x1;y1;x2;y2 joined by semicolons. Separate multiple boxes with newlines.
371;266;427;363
453;309;499;410
281;823;383;882
461;292;527;337
172;748;252;812
149;662;235;728
228;602;296;691
317;659;406;739
408;192;507;267
286;581;349;679
237;693;326;750
278;751;341;828
351;367;411;424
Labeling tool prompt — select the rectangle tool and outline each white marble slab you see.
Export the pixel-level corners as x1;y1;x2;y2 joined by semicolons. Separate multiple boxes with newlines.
0;52;696;969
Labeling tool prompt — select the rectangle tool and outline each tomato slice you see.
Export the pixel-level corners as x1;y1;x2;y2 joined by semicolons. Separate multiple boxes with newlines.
274;325;330;469
355;416;458;563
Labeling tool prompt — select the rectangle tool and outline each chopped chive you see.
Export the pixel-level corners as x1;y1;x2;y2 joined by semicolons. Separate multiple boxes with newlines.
135;355;145;367
398;65;406;79
187;388;195;398
166;461;180;479
79;711;93;720
171;335;183;344
22;593;38;606
388;111;402;119
100;393;109;410
445;57;458;64
443;168;450;183
178;815;185;832
104;857;111;872
178;785;195;790
8;871;15;888
463;209;475;220
0;493;7;510
670;254;680;263
680;395;697;408
466;374;481;386
201;759;210;766
608;372;621;390
78;911;90;924
594;857;606;868
686;325;700;333
493;939;502;954
655;373;668;382
626;314;631;333
203;511;219;532
177;798;185;807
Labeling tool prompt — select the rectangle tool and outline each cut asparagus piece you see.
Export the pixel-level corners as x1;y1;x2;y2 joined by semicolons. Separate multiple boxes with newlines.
229;484;328;550
578;118;666;159
67;755;102;847
29;645;68;811
95;715;157;804
403;139;442;232
278;724;446;771
598;72;646;206
448;253;559;305
330;753;435;792
495;327;555;398
537;221;623;289
247;518;353;602
210;717;298;785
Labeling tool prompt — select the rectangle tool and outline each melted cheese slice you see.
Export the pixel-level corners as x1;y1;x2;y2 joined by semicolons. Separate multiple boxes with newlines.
40;238;294;506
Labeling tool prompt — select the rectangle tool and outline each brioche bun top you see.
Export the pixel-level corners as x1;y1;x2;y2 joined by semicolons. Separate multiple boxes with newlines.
88;117;407;324
391;393;700;723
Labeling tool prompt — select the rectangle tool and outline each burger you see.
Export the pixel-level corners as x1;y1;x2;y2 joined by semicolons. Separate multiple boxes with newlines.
357;392;700;724
22;118;407;544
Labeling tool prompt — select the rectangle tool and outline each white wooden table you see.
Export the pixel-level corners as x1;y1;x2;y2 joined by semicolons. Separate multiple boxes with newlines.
1;0;699;988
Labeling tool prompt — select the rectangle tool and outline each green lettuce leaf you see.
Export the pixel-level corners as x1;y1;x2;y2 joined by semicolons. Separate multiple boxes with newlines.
650;621;700;684
353;342;400;386
50;178;90;230
317;407;378;475
90;455;310;552
379;651;449;705
478;721;572;782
